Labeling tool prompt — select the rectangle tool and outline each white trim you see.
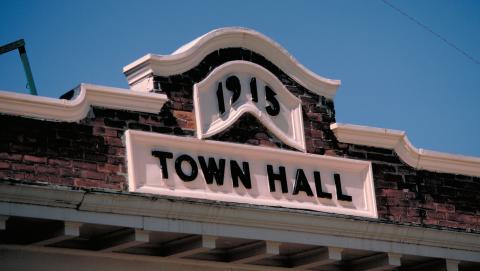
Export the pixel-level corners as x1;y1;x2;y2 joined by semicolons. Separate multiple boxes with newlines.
331;123;480;177
125;130;378;218
0;184;479;262
0;245;299;271
123;27;340;98
0;83;168;122
193;61;306;151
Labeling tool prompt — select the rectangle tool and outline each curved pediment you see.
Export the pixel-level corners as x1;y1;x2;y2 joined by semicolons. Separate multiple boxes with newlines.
194;61;305;151
124;27;340;99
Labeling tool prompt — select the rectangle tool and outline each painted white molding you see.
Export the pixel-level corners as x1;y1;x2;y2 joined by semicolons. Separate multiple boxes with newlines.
123;27;340;98
0;183;480;262
446;260;460;271
32;221;82;246
126;130;378;218
331;123;480;177
0;83;168;122
0;215;8;230
99;229;150;252
194;61;306;151
0;244;293;271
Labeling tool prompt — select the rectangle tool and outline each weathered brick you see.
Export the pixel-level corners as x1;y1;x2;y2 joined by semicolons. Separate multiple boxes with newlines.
381;189;405;198
384;173;403;183
172;110;194;122
35;165;58;174
0;161;10;169
107;174;126;183
435;203;455;213
107;147;125;156
104;128;118;137
97;163;119;173
0;170;13;179
0;152;22;161
92;126;105;136
116;111;139;121
352;145;393;155
139;115;161;125
455;214;478;225
366;153;399;163
346;151;366;159
80;170;105;180
372;163;396;174
23;155;47;163
438;220;459;228
127;123;150;131
426;211;446;220
12;163;35;172
22;173;44;183
107;156;124;165
59;168;80;178
73;161;97;170
422;219;439;225
93;108;116;118
152;126;173;134
375;180;398;189
104;118;126;128
84;153;107;163
48;158;71;167
105;137;123;147
48;176;74;186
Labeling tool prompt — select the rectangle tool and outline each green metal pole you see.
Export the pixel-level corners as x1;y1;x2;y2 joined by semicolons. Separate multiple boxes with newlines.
0;39;38;96
18;45;37;95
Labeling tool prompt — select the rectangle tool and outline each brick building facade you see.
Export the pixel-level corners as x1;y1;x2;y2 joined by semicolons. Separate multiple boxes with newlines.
1;28;479;270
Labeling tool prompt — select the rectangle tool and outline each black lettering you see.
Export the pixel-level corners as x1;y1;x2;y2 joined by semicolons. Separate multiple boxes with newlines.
314;171;332;199
265;85;280;116
175;154;198;182
334;173;352;201
151;150;173;179
216;82;225;115
250;77;258;102
198;156;225;185
293;169;314;196
230;160;252;189
266;165;288;193
226;75;241;105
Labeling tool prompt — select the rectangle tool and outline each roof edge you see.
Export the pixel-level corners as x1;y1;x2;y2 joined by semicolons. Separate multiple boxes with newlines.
1;181;479;260
331;123;480;177
0;84;168;122
123;27;340;99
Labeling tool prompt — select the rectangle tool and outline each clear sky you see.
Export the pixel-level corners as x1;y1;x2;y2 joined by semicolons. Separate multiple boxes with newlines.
1;0;479;157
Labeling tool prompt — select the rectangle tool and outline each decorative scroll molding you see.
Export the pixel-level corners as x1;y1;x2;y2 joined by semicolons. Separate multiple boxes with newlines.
331;123;480;177
0;84;168;122
194;61;305;151
123;27;340;98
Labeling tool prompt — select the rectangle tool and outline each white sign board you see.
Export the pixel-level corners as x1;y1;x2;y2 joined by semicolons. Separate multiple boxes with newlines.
126;130;377;218
193;61;306;151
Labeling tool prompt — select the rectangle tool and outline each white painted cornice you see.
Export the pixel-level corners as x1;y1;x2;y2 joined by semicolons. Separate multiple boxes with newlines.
123;27;340;99
0;83;168;122
331;123;480;177
1;182;480;261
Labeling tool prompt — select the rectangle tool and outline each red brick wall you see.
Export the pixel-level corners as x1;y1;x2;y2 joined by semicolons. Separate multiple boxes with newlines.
0;47;478;233
0;105;193;190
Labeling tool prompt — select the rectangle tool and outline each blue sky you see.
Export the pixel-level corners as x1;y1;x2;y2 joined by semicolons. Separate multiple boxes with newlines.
1;0;479;157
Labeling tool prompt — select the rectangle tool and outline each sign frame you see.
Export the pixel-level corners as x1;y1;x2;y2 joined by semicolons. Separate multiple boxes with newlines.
193;60;306;151
126;130;378;218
